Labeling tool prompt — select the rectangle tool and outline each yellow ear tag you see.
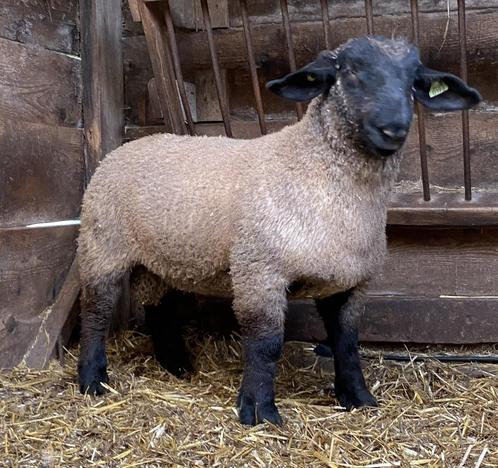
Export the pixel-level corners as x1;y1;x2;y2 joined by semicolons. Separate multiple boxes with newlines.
429;80;449;98
306;74;317;82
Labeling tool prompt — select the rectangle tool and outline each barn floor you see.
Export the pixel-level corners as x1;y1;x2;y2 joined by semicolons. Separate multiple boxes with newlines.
1;332;497;467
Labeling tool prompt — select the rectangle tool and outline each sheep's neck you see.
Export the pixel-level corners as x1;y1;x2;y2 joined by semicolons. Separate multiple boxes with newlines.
299;96;402;190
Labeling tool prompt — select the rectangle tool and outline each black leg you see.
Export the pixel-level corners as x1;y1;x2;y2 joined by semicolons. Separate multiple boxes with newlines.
237;334;283;426
144;290;194;377
232;271;287;426
315;288;378;410
78;276;122;395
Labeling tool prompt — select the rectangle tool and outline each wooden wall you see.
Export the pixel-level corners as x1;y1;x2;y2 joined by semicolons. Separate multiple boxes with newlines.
0;1;83;367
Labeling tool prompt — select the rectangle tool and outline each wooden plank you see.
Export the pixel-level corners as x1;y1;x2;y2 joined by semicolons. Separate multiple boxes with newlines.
138;0;186;134
0;37;81;127
361;296;498;343
370;226;498;297
0;119;84;227
22;259;80;368
227;0;498;27
128;0;142;22
169;0;229;29
0;0;79;54
175;9;498;73
388;192;498;226
0;226;78;368
195;69;229;122
80;0;124;179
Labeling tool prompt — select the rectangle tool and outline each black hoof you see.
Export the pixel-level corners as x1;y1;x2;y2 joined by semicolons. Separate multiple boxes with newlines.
156;350;193;378
237;392;283;426
335;382;378;410
78;362;109;396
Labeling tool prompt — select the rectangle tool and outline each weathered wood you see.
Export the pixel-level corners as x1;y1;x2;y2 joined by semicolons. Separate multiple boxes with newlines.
0;226;78;368
80;0;124;180
388;192;498;226
128;0;142;22
175;9;498;73
22;259;80;368
361;296;498;343
138;0;186;134
0;37;81;127
370;226;498;297
195;69;229;122
227;0;498;27
169;0;229;29
0;0;79;54
0;118;84;227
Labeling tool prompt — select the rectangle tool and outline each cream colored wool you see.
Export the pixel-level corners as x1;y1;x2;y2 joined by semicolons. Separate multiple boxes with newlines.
78;79;400;334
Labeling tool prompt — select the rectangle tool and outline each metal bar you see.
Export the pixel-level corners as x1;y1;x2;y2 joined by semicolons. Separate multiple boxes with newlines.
364;0;374;35
279;0;304;119
320;0;331;50
410;0;431;201
240;0;267;135
200;0;233;137
458;0;472;200
164;0;195;135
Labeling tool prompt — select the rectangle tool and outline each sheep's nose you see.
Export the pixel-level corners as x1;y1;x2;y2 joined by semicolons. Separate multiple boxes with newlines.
379;126;408;141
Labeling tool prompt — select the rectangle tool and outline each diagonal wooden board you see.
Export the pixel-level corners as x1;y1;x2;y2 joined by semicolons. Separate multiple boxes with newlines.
22;259;80;368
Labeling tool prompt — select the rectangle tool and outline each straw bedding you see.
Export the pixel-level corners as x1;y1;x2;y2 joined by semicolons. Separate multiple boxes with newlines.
1;332;497;467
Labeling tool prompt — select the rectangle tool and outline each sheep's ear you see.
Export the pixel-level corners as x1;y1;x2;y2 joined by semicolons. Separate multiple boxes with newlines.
414;65;482;111
266;52;337;102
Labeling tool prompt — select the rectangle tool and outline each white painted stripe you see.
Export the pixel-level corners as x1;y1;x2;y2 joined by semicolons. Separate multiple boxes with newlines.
25;219;81;229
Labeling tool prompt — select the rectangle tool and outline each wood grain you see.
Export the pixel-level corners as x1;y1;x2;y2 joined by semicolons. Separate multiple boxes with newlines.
175;9;498;72
0;226;78;368
80;0;123;179
0;38;81;127
370;226;498;297
0;118;84;227
0;0;79;54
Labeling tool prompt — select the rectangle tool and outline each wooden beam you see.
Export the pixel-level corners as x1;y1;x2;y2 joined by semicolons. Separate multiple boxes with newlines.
19;0;126;369
80;0;124;181
138;0;186;134
388;192;498;226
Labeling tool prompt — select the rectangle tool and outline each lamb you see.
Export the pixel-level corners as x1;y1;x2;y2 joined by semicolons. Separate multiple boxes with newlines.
77;36;481;426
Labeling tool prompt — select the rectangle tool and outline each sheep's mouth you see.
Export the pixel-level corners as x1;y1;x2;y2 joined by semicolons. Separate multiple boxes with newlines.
373;146;398;158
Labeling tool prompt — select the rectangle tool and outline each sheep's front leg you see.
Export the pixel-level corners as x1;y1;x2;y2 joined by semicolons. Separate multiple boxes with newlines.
232;275;286;426
315;288;378;410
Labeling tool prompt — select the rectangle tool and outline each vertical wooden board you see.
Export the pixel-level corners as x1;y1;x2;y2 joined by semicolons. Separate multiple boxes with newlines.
0;119;84;227
0;226;78;368
170;0;229;29
0;38;81;127
0;0;79;54
80;0;124;179
195;69;228;121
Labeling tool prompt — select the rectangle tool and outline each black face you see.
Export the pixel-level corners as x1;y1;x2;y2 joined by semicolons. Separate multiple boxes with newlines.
267;37;482;158
335;39;420;157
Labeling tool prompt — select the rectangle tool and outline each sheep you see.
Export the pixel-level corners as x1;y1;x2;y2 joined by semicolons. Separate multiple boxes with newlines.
77;36;481;426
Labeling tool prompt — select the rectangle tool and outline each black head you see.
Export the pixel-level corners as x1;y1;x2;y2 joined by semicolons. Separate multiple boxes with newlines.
267;37;482;158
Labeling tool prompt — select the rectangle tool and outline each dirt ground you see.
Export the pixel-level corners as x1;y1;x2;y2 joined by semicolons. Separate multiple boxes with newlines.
1;332;497;467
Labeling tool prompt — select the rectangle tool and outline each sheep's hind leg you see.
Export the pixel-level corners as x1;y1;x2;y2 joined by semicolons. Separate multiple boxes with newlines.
144;290;194;377
315;288;378;410
78;275;122;395
232;275;286;426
